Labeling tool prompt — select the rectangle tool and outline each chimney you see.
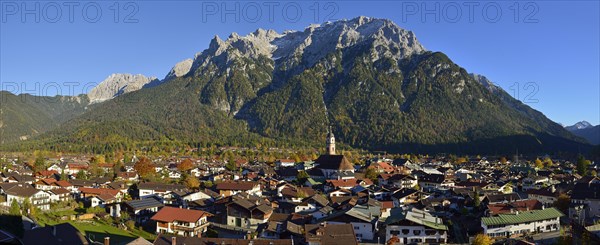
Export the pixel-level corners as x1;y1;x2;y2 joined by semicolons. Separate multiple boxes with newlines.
104;237;110;245
171;236;176;245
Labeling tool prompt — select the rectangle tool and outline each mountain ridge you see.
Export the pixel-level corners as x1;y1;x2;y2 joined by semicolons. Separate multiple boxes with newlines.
1;16;592;154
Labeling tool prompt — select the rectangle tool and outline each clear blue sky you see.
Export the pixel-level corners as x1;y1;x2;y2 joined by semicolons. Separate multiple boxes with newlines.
1;1;598;126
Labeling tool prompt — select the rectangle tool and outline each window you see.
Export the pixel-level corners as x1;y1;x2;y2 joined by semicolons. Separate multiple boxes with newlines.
390;230;400;235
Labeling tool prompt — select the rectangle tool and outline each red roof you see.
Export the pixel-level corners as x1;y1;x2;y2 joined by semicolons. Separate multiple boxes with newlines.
36;170;58;177
79;187;119;196
326;178;359;188
151;206;211;223
381;201;394;209
55;180;72;187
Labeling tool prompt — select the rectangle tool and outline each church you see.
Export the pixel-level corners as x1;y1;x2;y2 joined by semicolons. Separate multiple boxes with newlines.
314;126;355;180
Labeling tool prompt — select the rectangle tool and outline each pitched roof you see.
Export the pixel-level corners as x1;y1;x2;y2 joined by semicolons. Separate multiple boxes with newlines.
4;184;40;197
216;181;258;191
385;208;447;230
482;208;563;226
315;155;353;171
304;223;358;245
153;235;291;245
126;198;164;210
151;206;211;223
78;187;119;196
22;223;88;245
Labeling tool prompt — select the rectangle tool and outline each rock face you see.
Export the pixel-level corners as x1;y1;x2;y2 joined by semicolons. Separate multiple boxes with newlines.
191;16;425;72
87;74;159;104
164;59;193;80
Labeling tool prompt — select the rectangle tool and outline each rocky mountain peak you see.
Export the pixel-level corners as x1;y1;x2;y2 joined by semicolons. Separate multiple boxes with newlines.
87;74;158;104
190;17;426;74
164;59;193;80
566;121;594;131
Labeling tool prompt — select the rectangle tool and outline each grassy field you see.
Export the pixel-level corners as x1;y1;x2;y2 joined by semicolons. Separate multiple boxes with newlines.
35;211;156;245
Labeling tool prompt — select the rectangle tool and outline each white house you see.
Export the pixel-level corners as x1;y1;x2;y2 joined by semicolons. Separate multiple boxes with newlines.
384;208;448;244
481;208;562;239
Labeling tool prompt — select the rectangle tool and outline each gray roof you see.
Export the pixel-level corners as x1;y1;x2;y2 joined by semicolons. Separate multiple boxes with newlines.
126;198;164;210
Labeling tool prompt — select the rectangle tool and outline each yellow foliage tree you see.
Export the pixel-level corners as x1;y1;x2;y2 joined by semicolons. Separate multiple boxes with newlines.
472;234;492;245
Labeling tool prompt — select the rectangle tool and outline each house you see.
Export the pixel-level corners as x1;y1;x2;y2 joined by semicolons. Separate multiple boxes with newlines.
481;207;563;239
226;194;273;230
294;194;329;214
304;223;358;245
151;206;212;237
521;176;549;191
379;174;417;189
368;162;395;174
487;199;543;216
418;174;453;192
138;182;186;201
276;159;296;168
124;198;165;223
569;177;600;223
384;208;448;244
315;155;355;180
216;181;261;197
526;187;559;206
324;204;380;241
90;193;117;208
4;183;51;210
47;188;72;203
391;188;420;206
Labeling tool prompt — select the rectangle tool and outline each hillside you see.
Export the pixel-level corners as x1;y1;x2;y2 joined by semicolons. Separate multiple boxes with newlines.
4;17;590;154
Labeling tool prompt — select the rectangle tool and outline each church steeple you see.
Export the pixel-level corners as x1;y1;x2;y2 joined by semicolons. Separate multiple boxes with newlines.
326;126;336;155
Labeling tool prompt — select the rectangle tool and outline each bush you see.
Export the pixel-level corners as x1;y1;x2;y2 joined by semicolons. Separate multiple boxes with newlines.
125;220;136;231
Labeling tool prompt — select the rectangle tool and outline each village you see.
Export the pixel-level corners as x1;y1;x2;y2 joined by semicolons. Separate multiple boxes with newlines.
0;130;599;245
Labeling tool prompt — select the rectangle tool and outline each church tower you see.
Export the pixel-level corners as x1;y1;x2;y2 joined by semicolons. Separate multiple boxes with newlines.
326;126;336;155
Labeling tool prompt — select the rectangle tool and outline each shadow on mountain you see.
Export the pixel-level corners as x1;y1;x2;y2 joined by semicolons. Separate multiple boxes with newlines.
375;133;593;156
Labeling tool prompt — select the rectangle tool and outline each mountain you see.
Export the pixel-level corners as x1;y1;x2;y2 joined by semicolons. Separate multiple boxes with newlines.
8;17;590;154
0;74;160;143
0;91;89;143
87;74;160;104
566;121;599;145
565;121;594;131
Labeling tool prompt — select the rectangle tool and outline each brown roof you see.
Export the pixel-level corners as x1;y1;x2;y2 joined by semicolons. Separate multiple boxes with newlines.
304;223;358;245
49;188;70;195
78;187;119;196
153;235;291;245
487;199;544;215
315;155;354;171
216;181;258;191
151;206;211;223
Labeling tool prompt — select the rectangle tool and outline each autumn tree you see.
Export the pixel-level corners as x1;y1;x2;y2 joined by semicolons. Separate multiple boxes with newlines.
472;234;492;245
184;175;200;190
534;158;544;169
499;157;508;164
554;194;571;213
364;167;378;181
134;157;156;179
178;158;194;172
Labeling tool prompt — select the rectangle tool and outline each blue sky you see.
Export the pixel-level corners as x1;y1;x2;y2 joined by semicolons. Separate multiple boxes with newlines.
1;1;598;126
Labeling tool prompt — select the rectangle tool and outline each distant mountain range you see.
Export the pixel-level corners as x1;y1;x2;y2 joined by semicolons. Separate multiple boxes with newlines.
565;121;599;145
0;16;593;154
